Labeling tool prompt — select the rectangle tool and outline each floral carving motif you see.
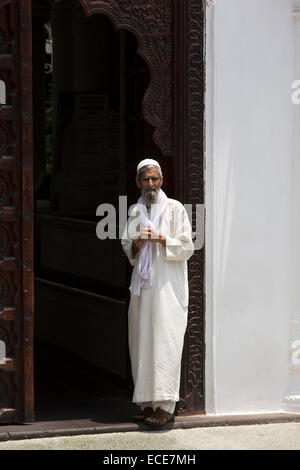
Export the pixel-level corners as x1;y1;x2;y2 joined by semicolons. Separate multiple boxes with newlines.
87;0;169;33
184;0;205;412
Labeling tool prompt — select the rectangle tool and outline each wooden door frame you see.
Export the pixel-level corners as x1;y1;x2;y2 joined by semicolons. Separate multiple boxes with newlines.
0;0;34;423
0;0;205;423
173;0;206;414
77;0;206;414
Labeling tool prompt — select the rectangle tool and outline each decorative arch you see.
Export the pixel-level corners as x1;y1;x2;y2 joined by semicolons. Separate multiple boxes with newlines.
55;0;173;157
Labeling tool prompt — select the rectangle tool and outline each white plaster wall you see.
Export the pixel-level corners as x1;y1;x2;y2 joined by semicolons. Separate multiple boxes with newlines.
205;0;295;414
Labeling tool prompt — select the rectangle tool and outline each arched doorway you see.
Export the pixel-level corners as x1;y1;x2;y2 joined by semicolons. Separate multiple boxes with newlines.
34;0;167;421
0;0;205;423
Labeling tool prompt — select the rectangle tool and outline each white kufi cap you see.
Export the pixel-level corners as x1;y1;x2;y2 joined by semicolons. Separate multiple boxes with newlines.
136;158;161;174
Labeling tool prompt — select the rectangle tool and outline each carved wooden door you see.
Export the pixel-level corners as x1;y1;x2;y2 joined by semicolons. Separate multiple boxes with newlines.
0;0;205;423
0;0;34;423
75;0;206;412
75;0;206;415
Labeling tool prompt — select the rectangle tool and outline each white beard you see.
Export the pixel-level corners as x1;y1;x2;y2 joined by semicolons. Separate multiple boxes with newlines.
142;187;160;206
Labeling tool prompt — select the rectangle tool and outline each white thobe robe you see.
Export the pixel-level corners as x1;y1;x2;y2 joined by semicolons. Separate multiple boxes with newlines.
121;198;194;404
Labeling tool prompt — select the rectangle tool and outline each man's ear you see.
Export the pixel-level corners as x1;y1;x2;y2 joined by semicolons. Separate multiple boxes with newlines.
160;175;163;187
136;176;141;189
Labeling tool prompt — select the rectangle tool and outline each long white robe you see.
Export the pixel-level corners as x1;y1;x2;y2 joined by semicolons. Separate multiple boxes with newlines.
121;198;194;404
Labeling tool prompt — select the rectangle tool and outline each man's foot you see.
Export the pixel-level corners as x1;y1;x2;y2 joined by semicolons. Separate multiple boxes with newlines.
144;407;175;429
134;407;153;423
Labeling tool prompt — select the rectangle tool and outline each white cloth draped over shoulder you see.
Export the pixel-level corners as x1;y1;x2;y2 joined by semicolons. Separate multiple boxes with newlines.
129;189;168;296
121;197;194;404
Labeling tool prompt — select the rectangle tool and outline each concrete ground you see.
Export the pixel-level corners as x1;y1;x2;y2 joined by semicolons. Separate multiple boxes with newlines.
0;421;299;450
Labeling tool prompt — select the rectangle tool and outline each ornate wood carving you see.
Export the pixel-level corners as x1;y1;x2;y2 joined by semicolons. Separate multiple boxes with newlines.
54;0;174;157
175;0;206;413
183;0;206;412
0;0;34;423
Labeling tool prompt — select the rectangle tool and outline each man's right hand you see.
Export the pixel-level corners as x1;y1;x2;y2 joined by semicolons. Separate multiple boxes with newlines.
131;234;145;256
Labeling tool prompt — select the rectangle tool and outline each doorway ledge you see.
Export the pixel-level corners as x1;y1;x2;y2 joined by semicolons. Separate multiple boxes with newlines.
0;413;300;442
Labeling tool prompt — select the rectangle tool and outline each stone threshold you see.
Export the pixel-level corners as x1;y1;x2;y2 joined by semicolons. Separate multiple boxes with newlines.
0;412;300;442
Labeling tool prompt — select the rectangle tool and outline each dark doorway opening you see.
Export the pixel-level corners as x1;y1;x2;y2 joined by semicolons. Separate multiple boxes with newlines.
0;0;205;425
32;0;164;422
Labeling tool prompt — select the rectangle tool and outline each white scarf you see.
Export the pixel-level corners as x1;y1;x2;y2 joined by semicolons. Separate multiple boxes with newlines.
130;189;168;296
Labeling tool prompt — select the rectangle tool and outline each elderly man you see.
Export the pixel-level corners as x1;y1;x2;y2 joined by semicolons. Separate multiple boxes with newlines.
121;159;194;429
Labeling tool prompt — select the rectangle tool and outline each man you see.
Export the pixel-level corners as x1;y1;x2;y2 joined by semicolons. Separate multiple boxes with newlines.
121;159;194;429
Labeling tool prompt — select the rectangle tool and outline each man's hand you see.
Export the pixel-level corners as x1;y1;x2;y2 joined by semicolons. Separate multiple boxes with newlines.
132;234;146;249
131;234;146;257
131;229;166;257
140;228;166;246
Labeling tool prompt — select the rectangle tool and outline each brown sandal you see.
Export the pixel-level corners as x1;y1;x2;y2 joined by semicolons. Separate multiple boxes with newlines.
144;407;175;429
134;406;153;422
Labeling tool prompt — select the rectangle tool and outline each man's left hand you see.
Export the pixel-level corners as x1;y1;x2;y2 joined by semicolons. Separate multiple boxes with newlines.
140;228;166;245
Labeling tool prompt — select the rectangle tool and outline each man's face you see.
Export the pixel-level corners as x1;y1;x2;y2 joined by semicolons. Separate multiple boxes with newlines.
136;167;163;205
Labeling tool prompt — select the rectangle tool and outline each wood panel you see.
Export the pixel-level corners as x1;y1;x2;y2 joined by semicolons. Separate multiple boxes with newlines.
0;0;34;423
175;0;206;413
78;0;173;159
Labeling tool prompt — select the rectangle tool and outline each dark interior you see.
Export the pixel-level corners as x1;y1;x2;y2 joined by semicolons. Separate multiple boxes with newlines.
32;0;163;421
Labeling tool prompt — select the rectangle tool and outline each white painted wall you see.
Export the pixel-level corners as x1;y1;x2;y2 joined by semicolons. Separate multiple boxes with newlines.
205;0;295;414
